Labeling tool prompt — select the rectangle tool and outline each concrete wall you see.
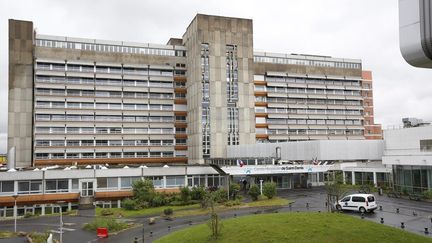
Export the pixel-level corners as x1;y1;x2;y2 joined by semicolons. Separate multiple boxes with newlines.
382;126;432;165
183;14;256;163
227;139;384;161
8;19;34;168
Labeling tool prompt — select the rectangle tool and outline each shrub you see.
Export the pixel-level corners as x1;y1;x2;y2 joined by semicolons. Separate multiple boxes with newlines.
132;179;156;203
213;188;228;203
24;212;34;218
225;199;241;207
180;187;191;203
100;208;114;216
83;218;129;233
163;208;173;216
423;190;432;199
122;198;138;210
151;194;167;207
28;232;50;243
191;186;206;201
248;185;260;201
263;182;277;199
229;184;241;200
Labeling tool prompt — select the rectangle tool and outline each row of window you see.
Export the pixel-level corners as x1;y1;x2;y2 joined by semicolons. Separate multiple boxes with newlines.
35;126;179;134
35;139;175;147
257;86;361;96
35;88;173;99
36;101;173;111
260;76;361;87
201;43;211;157
35;151;176;160
256;97;362;106
264;108;362;115
35;114;175;123
253;55;361;69
36;62;175;76
258;118;362;126
36;39;186;57
257;128;364;135
36;76;174;88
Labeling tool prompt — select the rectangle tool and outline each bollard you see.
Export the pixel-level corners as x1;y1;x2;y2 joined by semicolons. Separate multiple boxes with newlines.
133;237;138;243
401;222;405;229
413;211;417;216
396;208;400;214
234;213;237;218
168;226;171;231
379;205;382;211
361;213;364;219
380;218;384;224
318;211;321;213
306;203;309;208
289;204;292;211
425;228;429;235
150;231;153;237
189;220;192;225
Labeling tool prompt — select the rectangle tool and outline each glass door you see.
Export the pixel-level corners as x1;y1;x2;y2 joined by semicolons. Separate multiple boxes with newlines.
81;181;94;197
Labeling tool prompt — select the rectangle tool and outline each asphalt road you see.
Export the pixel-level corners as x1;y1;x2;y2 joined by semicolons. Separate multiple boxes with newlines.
2;187;432;243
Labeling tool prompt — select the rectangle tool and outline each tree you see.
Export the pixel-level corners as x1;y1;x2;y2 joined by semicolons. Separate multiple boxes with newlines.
180;187;191;203
206;192;222;239
248;184;260;201
132;179;155;203
325;171;348;212
262;182;277;199
229;184;240;200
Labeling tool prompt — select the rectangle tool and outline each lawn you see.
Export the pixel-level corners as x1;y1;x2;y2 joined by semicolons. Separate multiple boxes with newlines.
96;204;201;217
155;212;432;243
96;197;289;218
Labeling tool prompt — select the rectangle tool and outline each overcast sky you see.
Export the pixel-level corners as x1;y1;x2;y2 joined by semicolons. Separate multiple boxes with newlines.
0;0;431;153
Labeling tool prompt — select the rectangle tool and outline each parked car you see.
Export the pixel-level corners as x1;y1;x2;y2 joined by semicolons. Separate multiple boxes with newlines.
335;194;377;213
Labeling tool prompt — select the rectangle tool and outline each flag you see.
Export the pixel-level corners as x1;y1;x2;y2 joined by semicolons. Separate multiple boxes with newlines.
237;159;245;167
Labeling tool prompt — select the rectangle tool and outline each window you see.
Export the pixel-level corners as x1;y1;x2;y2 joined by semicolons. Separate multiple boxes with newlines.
0;181;14;193
367;196;375;202
18;181;42;194
341;196;351;202
121;177;140;189
420;140;432;152
145;176;163;188
352;196;366;202
45;179;68;193
97;178;118;189
166;176;185;188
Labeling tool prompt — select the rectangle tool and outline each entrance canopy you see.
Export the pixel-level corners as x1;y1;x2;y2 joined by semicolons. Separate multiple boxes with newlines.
220;164;335;176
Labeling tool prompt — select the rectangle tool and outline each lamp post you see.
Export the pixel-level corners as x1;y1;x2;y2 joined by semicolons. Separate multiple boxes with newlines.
259;179;264;195
12;194;18;233
55;201;66;243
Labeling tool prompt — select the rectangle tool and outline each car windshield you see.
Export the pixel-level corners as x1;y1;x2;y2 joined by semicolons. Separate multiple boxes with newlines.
367;196;375;202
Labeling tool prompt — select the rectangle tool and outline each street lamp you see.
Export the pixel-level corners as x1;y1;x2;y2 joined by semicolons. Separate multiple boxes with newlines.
12;194;18;233
55;201;66;243
259;179;264;195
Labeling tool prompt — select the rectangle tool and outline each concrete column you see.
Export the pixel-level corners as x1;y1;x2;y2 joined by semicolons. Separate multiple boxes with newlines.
342;171;346;184
41;204;45;216
163;176;167;188
351;171;355;185
373;172;377;187
68;202;72;211
117;200;121;208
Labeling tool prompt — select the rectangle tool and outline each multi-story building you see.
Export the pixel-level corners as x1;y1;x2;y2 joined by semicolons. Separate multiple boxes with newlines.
7;14;382;168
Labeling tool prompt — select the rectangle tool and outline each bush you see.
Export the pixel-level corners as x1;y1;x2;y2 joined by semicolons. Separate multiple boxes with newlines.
100;208;114;216
28;232;50;243
191;186;206;201
83;218;129;233
151;194;168;207
163;208;173;216
262;182;277;199
213;188;228;203
180;187;191;203
24;212;34;218
229;184;241;200
248;185;260;201
423;190;432;199
122;198;138;210
225;199;241;207
132;179;156;203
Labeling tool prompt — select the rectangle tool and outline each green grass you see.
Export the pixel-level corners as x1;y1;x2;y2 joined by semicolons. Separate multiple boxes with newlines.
96;197;289;218
0;231;17;238
83;218;131;233
155;212;432;243
96;204;201;217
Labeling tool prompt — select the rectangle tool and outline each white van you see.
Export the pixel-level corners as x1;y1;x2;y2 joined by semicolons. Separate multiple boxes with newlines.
335;194;377;213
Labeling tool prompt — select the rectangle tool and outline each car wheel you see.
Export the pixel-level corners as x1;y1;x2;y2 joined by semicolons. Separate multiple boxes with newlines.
359;207;366;214
336;204;342;211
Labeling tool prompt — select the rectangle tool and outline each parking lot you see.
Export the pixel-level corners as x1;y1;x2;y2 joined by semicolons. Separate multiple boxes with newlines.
1;187;432;242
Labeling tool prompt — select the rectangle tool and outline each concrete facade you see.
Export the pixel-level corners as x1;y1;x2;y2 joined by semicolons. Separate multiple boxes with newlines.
183;15;255;163
8;19;34;168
